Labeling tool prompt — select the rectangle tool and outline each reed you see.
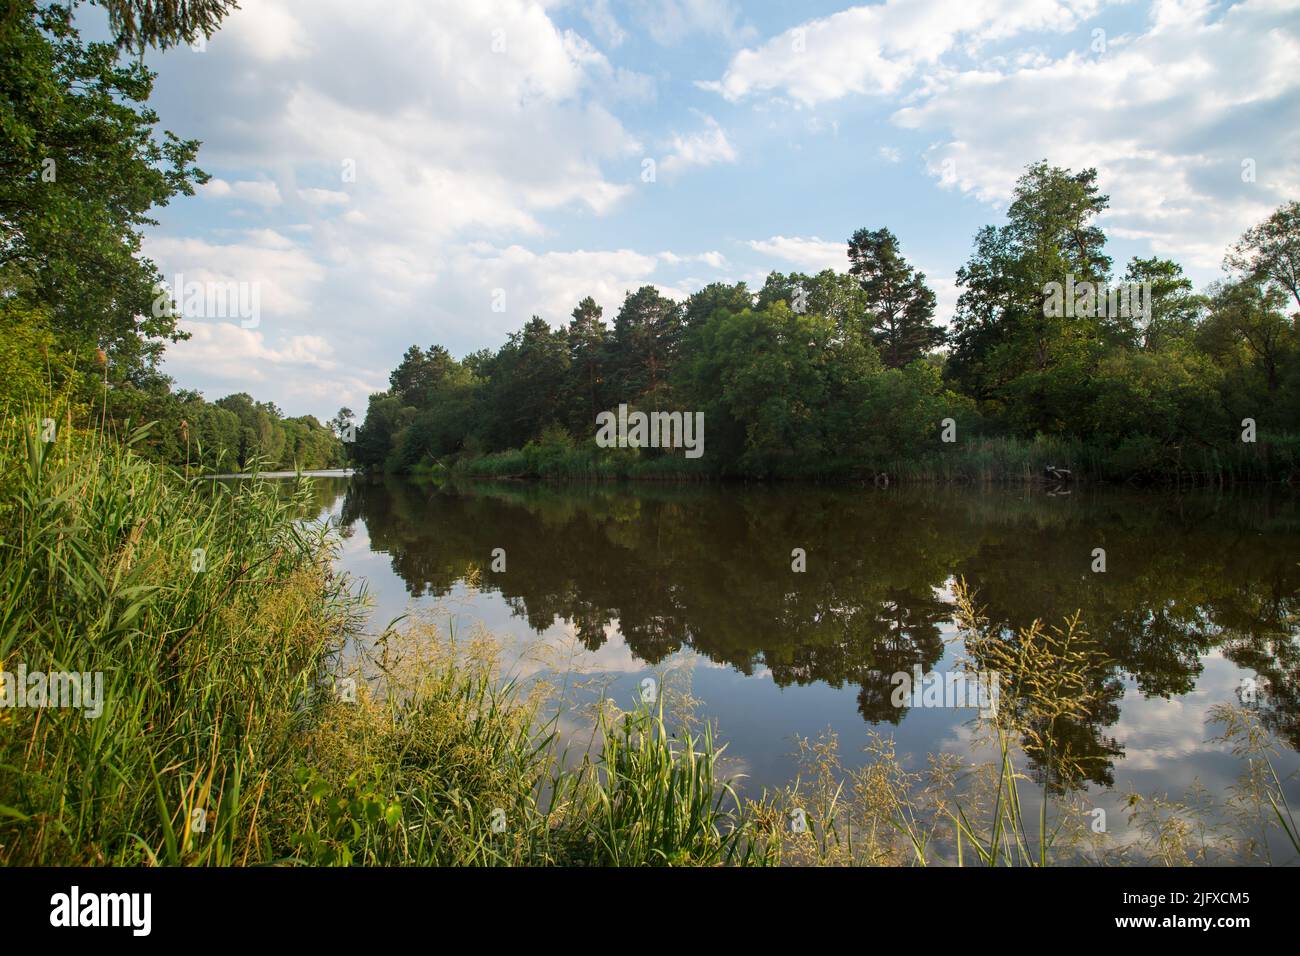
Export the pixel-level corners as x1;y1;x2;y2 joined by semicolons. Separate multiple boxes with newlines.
0;411;758;865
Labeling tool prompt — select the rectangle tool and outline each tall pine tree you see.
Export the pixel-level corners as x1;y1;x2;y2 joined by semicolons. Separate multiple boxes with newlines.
847;227;944;368
566;296;608;430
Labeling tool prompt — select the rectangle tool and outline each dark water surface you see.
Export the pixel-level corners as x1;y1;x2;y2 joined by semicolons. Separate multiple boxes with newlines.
299;474;1300;818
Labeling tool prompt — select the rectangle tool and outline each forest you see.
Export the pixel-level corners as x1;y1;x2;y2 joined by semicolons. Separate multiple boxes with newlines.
354;167;1300;483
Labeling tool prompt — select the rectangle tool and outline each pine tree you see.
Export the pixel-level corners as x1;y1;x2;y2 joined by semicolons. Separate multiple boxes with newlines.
566;296;608;430
847;227;944;368
609;286;683;410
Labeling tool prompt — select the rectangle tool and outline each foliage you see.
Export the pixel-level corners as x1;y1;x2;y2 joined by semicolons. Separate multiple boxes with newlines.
353;165;1300;485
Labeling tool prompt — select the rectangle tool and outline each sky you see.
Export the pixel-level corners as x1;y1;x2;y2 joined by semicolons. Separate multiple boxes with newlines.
105;0;1300;420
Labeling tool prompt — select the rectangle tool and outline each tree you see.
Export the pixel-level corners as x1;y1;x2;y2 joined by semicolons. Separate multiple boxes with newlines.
946;161;1112;433
847;227;944;367
354;393;407;470
0;3;208;380
608;286;683;410
484;317;569;448
92;0;242;53
388;344;458;406
756;270;870;342
684;281;753;329
1199;280;1294;397
328;407;355;440
1119;256;1201;350
676;300;881;473
565;296;608;430
1225;200;1300;313
1005;161;1111;280
214;392;285;467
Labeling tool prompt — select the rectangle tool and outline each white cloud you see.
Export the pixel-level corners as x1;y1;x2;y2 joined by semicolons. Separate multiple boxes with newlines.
580;0;627;48
297;187;350;207
215;0;312;61
879;146;902;163
201;178;282;206
161;321;384;409
145;230;325;321
442;244;664;331
627;0;756;46
150;0;657;414
893;0;1300;269
703;0;1108;106
658;250;728;268
748;236;847;273
660;113;738;176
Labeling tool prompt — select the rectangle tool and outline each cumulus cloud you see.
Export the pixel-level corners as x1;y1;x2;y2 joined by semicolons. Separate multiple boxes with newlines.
161;321;384;409
145;230;325;320
297;187;350;207
748;236;848;273
150;0;671;412
659;113;738;175
707;0;1298;275
201;178;282;206
893;0;1300;268
658;250;728;268
702;0;1108;105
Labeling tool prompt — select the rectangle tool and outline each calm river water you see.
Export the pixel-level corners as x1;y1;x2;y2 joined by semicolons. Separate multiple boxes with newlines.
294;474;1300;827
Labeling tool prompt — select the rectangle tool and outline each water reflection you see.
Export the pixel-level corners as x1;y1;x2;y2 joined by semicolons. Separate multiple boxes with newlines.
322;476;1299;792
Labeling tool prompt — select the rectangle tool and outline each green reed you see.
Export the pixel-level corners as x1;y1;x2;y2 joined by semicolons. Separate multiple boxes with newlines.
0;405;758;865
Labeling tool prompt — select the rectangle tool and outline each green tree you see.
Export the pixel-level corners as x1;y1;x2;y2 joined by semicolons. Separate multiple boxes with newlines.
946;161;1112;434
847;227;944;367
565;296;608;431
1199;280;1295;398
1120;256;1201;349
684;281;753;329
0;2;208;380
388;344;458;406
757;270;870;342
1226;200;1300;312
608;286;683;410
484;317;569;449
92;0;241;53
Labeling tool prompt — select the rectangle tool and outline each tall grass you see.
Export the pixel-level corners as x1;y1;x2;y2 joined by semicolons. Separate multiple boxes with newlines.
0;405;358;864
451;432;715;482
0;410;757;865
552;701;766;865
746;580;1300;867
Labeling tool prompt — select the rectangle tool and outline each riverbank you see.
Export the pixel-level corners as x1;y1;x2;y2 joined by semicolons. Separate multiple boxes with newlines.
429;431;1300;486
3;421;1295;865
0;419;759;865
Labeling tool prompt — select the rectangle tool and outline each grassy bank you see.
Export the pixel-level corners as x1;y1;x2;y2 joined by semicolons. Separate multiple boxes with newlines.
437;430;1300;486
0;415;757;865
2;416;1294;865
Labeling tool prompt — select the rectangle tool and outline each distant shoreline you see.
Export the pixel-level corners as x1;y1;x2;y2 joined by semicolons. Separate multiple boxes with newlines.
202;468;355;479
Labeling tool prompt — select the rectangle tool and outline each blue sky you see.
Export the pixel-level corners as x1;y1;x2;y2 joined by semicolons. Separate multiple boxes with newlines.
113;0;1300;419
